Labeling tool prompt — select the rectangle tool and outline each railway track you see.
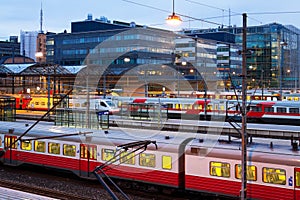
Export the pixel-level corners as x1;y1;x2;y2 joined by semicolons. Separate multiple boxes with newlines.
0;164;235;200
0;179;90;200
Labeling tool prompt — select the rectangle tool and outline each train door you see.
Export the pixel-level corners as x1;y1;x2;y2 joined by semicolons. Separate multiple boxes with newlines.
212;101;226;120
3;135;18;165
295;168;300;200
79;144;97;178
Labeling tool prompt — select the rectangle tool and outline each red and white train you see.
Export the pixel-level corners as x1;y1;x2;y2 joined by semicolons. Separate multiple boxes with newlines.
0;121;299;199
10;93;119;114
113;97;300;125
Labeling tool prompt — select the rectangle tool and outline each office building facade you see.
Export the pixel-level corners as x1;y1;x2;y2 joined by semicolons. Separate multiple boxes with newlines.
180;23;300;91
0;36;20;60
46;15;177;95
174;34;242;91
20;31;38;61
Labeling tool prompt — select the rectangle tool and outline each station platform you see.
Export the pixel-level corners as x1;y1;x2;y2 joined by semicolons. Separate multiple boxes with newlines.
0;186;58;200
110;117;300;140
15;110;300;140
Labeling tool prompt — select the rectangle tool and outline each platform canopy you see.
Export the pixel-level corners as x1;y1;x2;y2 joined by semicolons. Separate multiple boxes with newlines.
18;63;74;76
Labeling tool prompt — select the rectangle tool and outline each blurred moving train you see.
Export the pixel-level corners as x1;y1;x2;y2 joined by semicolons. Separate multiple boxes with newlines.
8;91;300;125
9;90;300;110
0;121;300;200
113;96;300;125
10;94;119;114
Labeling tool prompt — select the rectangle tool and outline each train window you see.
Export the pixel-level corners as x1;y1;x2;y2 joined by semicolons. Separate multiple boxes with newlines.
48;142;60;155
80;144;97;160
250;106;262;112
63;144;76;157
209;161;230;178
139;153;155;168
162;155;172;170
41;102;46;106
276;107;287;113
74;103;79;107
296;171;300;187
264;107;274;112
100;102;107;107
120;151;135;165
102;148;116;162
263;167;286;185
193;104;202;110
34;141;45;153
220;105;225;110
21;140;32;151
4;136;17;149
166;104;173;109
175;104;181;109
289;108;299;113
206;105;212;111
35;102;39;105
235;164;257;181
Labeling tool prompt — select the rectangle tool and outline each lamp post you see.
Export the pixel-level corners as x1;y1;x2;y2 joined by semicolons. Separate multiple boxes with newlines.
36;52;51;112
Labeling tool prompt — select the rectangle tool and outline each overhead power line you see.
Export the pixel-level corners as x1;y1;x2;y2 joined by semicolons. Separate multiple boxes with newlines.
183;0;263;24
121;0;224;26
121;0;300;27
248;11;300;15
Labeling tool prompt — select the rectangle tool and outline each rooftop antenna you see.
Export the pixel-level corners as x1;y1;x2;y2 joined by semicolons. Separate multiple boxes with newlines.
40;2;44;33
229;8;231;27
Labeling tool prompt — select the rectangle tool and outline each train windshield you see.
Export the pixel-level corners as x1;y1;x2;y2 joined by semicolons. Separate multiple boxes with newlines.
105;100;117;108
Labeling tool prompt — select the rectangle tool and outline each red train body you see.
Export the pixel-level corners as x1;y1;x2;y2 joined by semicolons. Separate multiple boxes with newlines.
115;97;300;125
0;121;300;199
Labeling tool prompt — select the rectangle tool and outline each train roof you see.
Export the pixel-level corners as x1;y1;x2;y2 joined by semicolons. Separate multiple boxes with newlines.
1;120;300;165
0;120;198;152
188;134;300;166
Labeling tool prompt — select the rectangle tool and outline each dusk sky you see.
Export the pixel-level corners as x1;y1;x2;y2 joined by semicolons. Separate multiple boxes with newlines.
1;0;300;39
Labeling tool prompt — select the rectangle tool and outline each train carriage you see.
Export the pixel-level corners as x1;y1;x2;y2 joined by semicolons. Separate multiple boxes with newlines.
0;121;193;188
1;120;300;199
114;96;300;125
185;138;300;200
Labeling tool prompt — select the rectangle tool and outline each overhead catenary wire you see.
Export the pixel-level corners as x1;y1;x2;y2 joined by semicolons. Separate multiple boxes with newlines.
121;0;300;28
121;0;224;26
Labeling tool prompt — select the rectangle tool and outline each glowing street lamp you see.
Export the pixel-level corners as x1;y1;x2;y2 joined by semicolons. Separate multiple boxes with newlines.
166;0;182;26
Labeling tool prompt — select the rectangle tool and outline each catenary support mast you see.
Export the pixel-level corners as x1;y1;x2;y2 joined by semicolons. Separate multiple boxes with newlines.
241;13;248;200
